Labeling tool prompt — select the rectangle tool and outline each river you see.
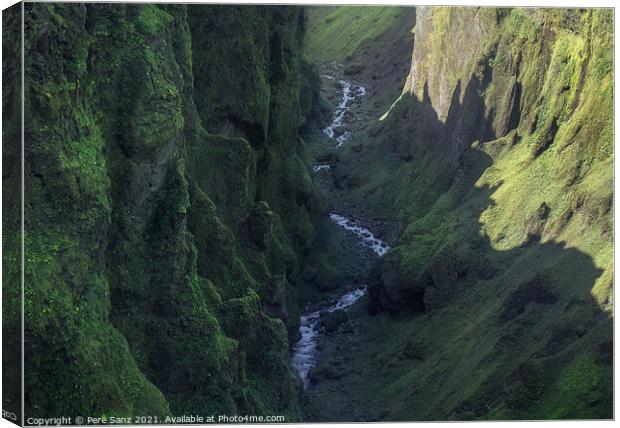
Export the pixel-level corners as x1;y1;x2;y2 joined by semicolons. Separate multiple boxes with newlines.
293;75;385;389
291;212;389;388
320;78;367;147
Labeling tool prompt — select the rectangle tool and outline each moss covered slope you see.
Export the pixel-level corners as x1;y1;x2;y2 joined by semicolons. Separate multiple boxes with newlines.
310;7;613;420
15;3;324;419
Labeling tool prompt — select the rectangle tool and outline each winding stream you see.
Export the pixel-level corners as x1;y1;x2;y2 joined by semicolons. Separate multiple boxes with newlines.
321;79;366;148
291;213;389;388
291;286;366;389
312;78;366;174
294;73;385;389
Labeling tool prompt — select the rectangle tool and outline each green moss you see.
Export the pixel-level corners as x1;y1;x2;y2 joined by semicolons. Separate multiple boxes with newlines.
18;3;321;420
136;5;173;36
530;355;612;419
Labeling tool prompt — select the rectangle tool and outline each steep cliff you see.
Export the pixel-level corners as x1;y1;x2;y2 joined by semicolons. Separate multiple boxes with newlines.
11;3;323;419
309;6;613;420
370;8;613;314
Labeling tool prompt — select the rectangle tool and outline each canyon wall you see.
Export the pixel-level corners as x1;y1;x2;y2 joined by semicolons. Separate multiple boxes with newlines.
363;7;613;419
5;3;323;419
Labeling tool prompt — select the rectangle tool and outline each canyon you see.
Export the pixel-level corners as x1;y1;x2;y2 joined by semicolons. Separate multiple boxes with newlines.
2;3;613;422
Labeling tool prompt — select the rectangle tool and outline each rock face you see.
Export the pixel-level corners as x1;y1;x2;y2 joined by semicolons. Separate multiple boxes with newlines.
4;3;324;420
406;8;495;122
2;4;24;419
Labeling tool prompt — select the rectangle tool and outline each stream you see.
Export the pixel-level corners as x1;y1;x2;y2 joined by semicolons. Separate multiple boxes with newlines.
313;78;365;173
291;213;390;388
293;75;384;389
320;79;366;148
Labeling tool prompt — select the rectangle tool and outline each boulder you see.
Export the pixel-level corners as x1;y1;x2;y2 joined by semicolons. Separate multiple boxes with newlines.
321;309;348;333
344;62;365;75
523;202;551;245
308;362;346;382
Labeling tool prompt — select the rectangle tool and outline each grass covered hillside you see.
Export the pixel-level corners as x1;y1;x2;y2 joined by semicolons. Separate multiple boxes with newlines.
306;6;415;64
5;3;328;420
306;6;613;420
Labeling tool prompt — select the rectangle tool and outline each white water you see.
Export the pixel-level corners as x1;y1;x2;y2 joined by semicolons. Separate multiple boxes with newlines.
291;213;390;388
293;73;385;389
313;164;331;172
312;78;365;171
322;80;366;148
291;287;366;389
329;213;390;256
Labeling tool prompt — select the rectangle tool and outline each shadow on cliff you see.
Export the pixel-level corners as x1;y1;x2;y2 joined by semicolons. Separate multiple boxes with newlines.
353;73;612;419
332;63;513;222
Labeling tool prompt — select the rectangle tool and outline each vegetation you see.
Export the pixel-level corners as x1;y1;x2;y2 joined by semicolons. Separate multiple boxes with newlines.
5;3;331;420
2;3;613;422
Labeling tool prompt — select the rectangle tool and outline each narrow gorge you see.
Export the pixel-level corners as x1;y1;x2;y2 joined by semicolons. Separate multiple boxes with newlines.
2;3;613;423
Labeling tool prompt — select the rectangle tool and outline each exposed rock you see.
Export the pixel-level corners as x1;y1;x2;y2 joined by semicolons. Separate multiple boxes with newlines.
499;274;558;321
321;309;349;333
344;62;365;75
523;202;551;245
